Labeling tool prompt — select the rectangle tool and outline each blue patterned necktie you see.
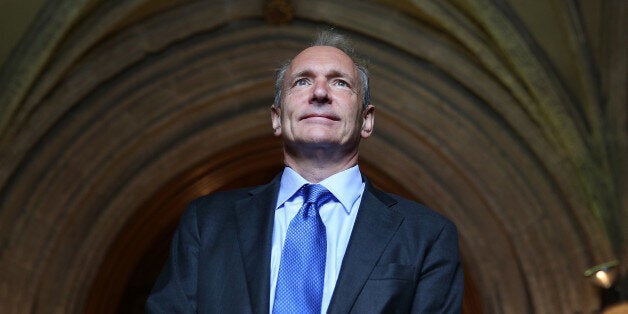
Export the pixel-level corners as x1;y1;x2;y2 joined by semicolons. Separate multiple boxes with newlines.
273;184;333;313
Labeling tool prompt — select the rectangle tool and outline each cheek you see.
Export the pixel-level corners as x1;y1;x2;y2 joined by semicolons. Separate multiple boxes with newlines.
279;109;297;132
283;88;307;103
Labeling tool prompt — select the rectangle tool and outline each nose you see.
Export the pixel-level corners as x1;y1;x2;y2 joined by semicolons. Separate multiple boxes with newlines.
311;79;330;105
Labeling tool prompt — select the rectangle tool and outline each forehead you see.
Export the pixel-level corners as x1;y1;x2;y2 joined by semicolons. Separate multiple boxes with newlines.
287;46;357;77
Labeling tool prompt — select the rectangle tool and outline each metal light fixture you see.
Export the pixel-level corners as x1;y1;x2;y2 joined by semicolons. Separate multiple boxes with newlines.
585;260;620;289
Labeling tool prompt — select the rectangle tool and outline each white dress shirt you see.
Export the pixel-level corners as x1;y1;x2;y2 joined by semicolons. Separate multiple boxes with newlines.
269;165;365;313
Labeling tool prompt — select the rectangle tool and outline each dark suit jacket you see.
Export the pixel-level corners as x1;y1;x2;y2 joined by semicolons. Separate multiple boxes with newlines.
146;173;463;313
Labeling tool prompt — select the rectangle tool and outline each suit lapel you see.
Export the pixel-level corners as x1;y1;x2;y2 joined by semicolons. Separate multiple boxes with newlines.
234;175;281;314
327;181;403;313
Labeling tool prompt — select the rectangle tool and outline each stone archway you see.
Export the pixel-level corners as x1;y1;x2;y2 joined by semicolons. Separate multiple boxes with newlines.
0;1;624;313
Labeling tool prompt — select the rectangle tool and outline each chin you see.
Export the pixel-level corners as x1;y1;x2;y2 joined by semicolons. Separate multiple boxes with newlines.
295;137;338;148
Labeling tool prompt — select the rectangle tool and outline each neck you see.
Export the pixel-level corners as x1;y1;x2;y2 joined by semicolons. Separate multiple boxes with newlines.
283;147;359;183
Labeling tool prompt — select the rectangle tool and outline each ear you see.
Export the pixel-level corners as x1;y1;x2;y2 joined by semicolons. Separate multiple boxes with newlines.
360;104;375;138
270;105;282;136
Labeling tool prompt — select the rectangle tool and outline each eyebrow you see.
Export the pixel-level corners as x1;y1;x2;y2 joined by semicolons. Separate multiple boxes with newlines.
290;69;355;83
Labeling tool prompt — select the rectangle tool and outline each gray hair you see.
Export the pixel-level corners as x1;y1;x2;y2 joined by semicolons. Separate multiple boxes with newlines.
273;30;371;109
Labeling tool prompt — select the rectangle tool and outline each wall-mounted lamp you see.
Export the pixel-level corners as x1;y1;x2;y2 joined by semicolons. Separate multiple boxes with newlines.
585;260;626;312
585;260;620;289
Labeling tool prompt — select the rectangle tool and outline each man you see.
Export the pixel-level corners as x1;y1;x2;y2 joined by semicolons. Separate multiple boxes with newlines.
146;31;463;313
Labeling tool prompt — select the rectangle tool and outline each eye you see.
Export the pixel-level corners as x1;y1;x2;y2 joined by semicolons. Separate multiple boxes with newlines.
334;79;350;87
294;78;310;86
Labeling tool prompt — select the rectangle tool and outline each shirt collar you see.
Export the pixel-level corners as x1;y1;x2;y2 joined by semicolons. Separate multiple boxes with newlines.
277;165;364;214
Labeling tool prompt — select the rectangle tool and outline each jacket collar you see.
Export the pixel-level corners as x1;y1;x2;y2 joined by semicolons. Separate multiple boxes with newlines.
327;178;403;313
235;173;282;313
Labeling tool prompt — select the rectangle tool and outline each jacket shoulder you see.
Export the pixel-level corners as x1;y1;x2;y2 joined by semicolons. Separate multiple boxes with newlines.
369;185;455;230
190;186;257;208
181;184;267;226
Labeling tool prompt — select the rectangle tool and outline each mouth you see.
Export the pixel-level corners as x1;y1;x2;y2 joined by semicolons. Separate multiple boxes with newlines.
300;113;340;121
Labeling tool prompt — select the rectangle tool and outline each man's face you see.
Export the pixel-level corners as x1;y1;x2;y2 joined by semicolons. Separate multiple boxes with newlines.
271;46;374;153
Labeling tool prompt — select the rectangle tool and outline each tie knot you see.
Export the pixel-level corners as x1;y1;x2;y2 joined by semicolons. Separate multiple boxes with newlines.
302;184;333;207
